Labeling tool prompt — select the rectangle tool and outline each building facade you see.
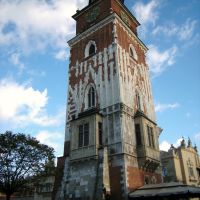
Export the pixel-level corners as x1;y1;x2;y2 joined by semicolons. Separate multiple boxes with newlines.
0;175;54;200
53;0;162;199
161;138;200;186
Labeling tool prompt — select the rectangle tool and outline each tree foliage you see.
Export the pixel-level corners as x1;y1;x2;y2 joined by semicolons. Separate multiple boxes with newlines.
0;131;55;200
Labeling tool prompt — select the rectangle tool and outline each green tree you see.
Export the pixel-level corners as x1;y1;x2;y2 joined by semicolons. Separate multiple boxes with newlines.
0;131;55;200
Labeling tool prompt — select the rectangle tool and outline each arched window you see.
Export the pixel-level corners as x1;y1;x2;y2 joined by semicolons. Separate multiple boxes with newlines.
85;41;97;58
129;45;138;60
89;44;95;56
88;87;95;108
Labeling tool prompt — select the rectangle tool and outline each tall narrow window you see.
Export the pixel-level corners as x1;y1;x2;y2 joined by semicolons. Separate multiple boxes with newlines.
89;44;95;56
150;127;155;148
85;41;96;58
79;125;84;147
98;122;103;146
136;93;141;110
130;48;134;58
147;125;155;148
79;123;89;147
88;87;95;108
135;124;142;145
129;45;138;60
147;126;151;147
84;123;89;146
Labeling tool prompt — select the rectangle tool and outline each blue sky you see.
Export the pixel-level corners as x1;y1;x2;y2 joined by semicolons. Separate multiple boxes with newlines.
0;0;199;157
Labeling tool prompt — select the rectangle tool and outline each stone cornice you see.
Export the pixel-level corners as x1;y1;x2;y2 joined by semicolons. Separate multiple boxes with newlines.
68;13;148;53
68;13;115;46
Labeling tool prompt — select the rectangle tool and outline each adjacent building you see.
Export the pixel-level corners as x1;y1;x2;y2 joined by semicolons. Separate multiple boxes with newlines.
161;138;200;186
53;0;162;199
0;171;55;200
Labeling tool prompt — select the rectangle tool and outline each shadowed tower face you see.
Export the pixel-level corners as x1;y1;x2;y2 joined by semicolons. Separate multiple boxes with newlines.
54;0;162;199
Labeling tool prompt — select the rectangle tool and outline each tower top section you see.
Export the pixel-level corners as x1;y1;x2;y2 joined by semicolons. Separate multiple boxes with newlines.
73;0;139;35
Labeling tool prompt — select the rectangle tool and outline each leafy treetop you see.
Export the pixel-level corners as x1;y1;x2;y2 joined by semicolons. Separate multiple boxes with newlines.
0;131;55;200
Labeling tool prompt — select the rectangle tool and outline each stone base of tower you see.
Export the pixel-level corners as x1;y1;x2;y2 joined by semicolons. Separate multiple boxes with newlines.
108;154;162;200
109;168;162;200
66;159;100;199
109;165;124;200
53;147;111;200
127;167;162;192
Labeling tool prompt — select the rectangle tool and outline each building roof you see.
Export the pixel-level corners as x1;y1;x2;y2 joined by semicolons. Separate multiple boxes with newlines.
129;182;200;199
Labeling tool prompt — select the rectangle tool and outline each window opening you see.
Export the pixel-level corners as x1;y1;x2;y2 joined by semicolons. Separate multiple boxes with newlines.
145;176;150;184
79;123;89;147
147;125;155;148
129;46;138;60
98;122;103;146
135;124;142;145
136;93;141;110
88;87;95;108
130;47;134;57
89;44;95;56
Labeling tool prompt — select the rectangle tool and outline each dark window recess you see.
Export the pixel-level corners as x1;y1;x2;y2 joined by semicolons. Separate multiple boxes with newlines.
136;93;141;110
147;125;155;148
98;122;103;146
198;169;200;177
150;127;155;148
88;87;95;108
147;126;151;147
145;176;150;184
130;47;134;58
79;123;89;147
84;123;89;146
89;44;95;56
135;124;142;145
79;125;84;147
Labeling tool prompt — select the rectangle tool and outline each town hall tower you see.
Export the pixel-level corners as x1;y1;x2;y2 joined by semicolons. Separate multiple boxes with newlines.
53;0;162;199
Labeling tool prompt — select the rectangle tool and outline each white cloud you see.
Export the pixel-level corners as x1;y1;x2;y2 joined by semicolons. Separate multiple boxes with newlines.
159;141;171;151
152;19;197;41
159;138;183;151
155;102;180;113
0;78;64;127
174;138;183;147
0;0;88;53
153;23;178;37
132;0;159;37
10;53;25;72
195;132;200;140
54;49;69;61
179;19;197;40
133;0;159;25
147;45;177;76
36;130;64;156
